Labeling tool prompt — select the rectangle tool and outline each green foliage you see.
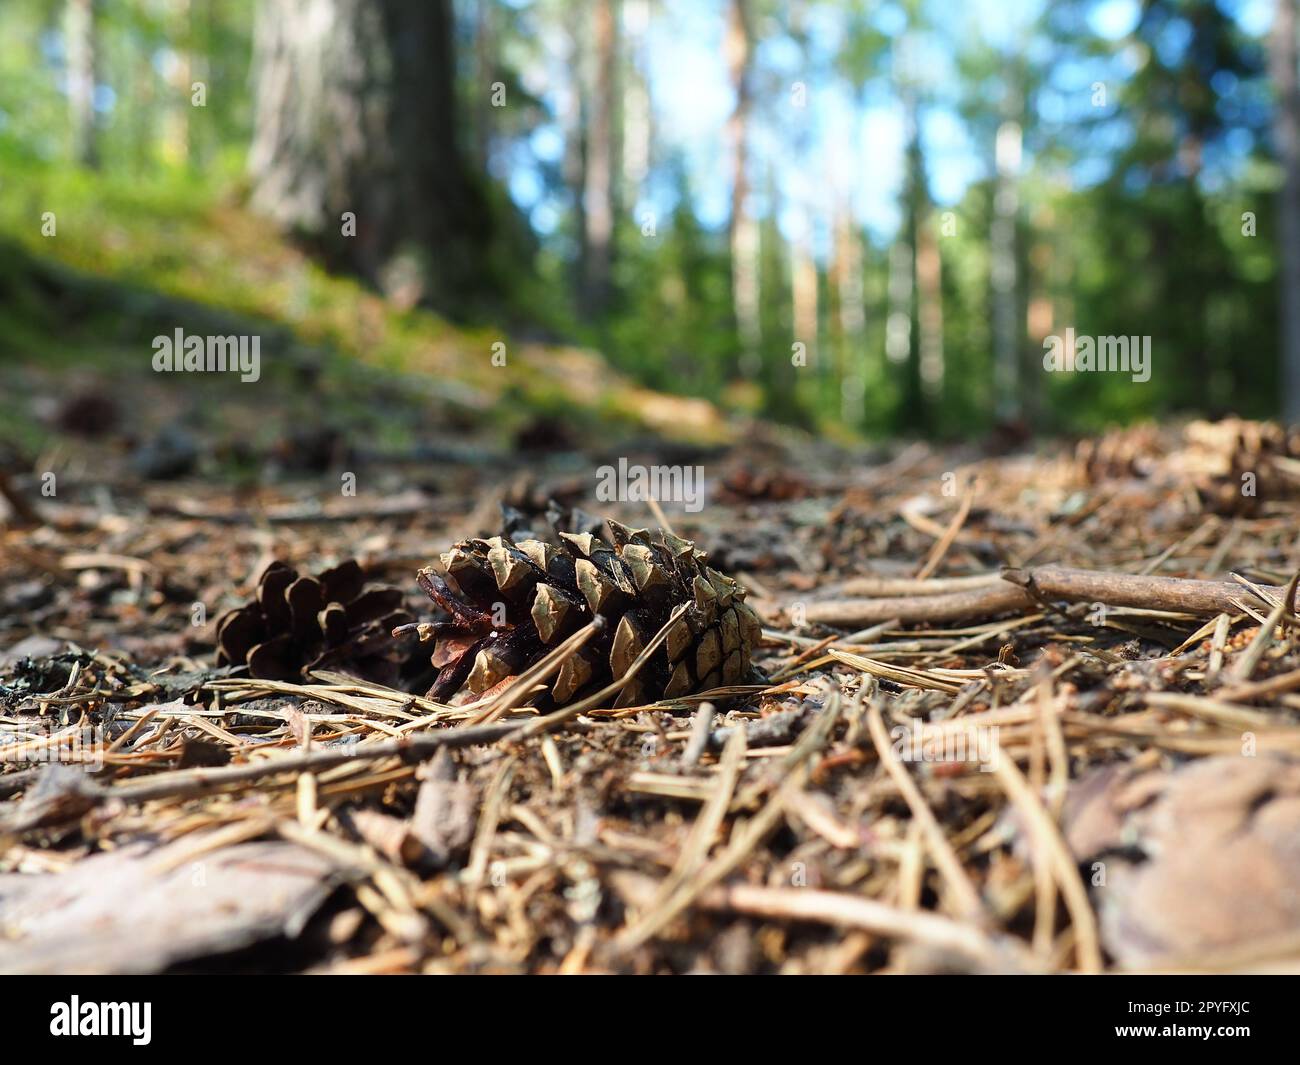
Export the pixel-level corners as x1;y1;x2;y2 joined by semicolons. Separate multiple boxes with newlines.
0;0;1291;442
599;177;741;402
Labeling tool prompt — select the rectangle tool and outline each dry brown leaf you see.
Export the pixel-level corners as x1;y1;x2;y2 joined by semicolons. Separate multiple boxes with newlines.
1064;755;1300;967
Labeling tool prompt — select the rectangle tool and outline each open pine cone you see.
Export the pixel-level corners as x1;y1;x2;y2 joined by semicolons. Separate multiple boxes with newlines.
216;559;423;686
418;520;763;708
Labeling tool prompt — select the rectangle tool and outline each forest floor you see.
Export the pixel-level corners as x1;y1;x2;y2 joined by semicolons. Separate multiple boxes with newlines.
5;395;1300;973
5;162;1300;973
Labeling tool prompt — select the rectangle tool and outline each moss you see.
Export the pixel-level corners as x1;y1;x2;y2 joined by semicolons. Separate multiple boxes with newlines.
0;157;732;464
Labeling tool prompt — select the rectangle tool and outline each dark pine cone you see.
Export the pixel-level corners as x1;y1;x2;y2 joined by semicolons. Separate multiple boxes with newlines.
216;559;423;686
419;519;763;709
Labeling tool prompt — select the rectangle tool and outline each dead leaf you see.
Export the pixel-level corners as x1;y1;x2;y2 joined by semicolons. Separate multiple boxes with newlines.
1064;755;1300;967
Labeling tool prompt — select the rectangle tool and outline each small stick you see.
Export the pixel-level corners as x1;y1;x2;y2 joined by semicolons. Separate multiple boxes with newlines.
768;632;840;681
658;727;745;899
867;702;987;926
680;701;717;768
1144;692;1277;731
841;573;1002;597
769;619;903;680
1207;613;1232;677
1032;675;1067;957
463;757;516;892
989;738;1103;973
1219;666;1300;703
805;586;1030;627
98;720;525;804
915;482;975;581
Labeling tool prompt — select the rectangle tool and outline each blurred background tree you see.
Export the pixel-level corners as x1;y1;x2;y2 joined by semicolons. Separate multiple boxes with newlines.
246;0;496;309
1;0;1297;439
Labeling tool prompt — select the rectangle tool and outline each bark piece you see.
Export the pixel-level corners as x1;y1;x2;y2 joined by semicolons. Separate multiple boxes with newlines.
0;836;335;974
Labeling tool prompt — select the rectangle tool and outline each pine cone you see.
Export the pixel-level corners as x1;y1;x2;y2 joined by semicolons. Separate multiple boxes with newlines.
1179;418;1300;515
216;559;422;686
418;520;763;708
1074;422;1164;484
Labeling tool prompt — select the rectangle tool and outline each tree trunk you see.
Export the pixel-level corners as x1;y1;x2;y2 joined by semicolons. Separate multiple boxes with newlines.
725;0;760;376
581;0;619;316
1273;0;1300;422
991;117;1022;422
793;204;818;366
248;0;491;310
621;0;652;202
66;0;98;168
760;169;800;422
916;207;945;402
562;22;589;296
896;83;927;431
474;0;495;170
163;0;192;167
832;195;865;425
837;83;870;427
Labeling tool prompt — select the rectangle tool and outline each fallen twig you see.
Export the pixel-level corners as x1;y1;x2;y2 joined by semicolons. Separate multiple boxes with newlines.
803;565;1294;627
915;482;976;581
1003;565;1290;618
99;721;525;804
